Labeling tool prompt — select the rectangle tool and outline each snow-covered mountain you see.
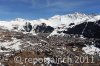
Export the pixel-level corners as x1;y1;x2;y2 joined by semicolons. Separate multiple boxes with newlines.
0;13;100;66
0;13;100;37
0;13;99;30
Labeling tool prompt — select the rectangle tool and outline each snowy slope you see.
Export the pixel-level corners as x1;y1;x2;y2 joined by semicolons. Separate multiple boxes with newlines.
0;13;100;37
82;45;100;55
0;13;100;63
0;38;22;51
0;13;100;30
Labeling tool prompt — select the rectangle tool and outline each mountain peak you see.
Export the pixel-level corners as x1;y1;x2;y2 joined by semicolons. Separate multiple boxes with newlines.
0;13;100;30
14;18;28;22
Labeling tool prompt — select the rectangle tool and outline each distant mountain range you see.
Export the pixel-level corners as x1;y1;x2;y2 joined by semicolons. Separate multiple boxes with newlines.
0;12;100;38
0;13;100;66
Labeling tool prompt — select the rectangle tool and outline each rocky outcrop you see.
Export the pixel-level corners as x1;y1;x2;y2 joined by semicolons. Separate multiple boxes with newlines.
64;20;100;38
34;23;54;33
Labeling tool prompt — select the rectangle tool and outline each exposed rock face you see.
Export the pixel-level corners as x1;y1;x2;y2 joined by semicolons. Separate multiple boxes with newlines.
34;23;54;33
0;26;100;66
23;22;32;32
64;20;100;38
0;13;100;66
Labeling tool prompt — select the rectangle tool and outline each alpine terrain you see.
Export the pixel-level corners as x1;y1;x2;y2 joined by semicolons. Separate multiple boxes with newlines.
0;13;100;66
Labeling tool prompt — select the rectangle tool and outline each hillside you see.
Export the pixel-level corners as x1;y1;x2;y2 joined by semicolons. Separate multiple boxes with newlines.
0;13;100;66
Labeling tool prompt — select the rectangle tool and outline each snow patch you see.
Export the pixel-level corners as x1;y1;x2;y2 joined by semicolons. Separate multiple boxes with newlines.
0;38;22;51
82;45;100;55
48;29;65;37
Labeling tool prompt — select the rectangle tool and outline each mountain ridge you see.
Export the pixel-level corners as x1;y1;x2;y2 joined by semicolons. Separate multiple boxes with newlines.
0;13;100;29
0;13;100;38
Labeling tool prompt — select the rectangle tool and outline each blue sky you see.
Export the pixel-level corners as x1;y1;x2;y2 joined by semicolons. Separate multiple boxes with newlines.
0;0;100;20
